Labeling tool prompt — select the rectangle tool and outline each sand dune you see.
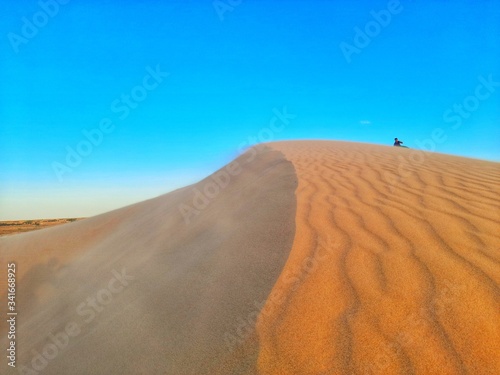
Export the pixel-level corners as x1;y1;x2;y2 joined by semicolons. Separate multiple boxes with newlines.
257;141;500;375
0;146;297;374
1;141;499;374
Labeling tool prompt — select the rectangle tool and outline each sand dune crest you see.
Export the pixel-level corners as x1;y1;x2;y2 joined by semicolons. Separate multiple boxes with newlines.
0;146;297;374
1;141;499;374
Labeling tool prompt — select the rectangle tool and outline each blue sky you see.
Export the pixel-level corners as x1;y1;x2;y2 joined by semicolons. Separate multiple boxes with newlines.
1;0;499;220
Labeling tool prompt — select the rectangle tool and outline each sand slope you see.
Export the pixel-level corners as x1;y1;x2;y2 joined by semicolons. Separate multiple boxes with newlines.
1;141;499;374
257;141;500;374
0;146;297;374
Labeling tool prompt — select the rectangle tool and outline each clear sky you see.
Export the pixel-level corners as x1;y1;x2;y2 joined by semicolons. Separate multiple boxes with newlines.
1;0;499;220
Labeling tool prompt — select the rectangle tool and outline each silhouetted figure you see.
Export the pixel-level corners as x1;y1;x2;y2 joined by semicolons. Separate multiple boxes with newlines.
394;138;403;147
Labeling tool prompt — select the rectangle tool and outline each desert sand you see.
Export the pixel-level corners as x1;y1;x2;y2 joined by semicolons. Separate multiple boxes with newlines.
0;141;499;374
0;218;84;237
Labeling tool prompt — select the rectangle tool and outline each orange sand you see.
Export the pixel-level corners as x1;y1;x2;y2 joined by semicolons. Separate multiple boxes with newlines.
257;141;500;374
0;141;499;374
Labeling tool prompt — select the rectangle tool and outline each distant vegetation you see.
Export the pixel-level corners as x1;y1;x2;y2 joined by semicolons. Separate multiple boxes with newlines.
0;218;85;236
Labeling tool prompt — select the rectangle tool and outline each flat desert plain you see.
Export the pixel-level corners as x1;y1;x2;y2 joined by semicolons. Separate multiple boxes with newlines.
0;219;84;237
0;141;499;374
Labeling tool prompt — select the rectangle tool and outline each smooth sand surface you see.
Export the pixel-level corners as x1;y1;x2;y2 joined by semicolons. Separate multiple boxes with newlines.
0;146;297;374
1;141;499;374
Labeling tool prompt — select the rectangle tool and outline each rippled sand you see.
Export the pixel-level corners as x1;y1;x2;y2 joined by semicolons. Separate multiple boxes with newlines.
258;141;500;374
1;141;498;374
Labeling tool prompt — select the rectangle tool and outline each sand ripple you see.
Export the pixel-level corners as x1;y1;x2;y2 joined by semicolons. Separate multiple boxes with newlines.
257;141;500;375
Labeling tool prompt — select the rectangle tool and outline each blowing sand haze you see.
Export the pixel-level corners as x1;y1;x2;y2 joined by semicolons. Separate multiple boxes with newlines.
1;141;499;374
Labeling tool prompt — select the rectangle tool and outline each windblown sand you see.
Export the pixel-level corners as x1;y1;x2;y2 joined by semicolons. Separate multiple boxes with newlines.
0;141;499;374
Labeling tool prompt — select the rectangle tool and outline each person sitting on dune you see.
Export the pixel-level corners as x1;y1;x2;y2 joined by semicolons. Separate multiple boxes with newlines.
394;138;404;146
